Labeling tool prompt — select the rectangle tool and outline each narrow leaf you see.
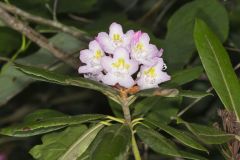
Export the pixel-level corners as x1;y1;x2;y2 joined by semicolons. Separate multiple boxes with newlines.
178;90;212;99
14;63;119;100
165;66;203;86
89;124;132;160
194;19;240;120
30;124;104;160
146;119;208;152
136;126;207;160
176;118;233;144
0;114;105;137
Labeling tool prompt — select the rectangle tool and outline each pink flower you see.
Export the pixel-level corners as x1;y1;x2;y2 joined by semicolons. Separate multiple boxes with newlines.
78;40;105;81
101;47;138;88
131;31;163;66
136;58;171;90
96;22;134;54
78;22;171;90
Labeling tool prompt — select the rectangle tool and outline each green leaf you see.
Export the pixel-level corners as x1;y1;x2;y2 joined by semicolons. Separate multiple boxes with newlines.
133;96;163;117
14;63;119;101
0;27;21;56
24;109;66;122
145;119;208;152
136;126;207;160
194;19;240;120
82;124;132;160
176;118;233;144
0;33;84;106
0;113;105;137
30;123;104;160
165;66;203;87
178;90;212;99
108;99;123;118
139;97;180;124
163;0;229;70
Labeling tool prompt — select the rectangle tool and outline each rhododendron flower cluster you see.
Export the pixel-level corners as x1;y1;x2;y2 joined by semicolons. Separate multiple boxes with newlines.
78;22;171;90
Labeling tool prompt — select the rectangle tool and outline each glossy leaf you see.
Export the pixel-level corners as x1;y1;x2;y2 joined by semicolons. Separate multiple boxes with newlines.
0;113;105;137
146;119;208;152
178;90;212;99
24;109;66;122
14;63;119;100
194;19;240;120
162;0;229;71
108;99;123;118
136;126;207;160
176;118;233;144
165;66;203;87
83;124;132;160
30;123;104;160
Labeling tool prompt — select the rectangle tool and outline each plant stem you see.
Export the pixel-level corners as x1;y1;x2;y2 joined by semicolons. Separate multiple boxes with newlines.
119;89;132;125
121;97;132;125
132;133;142;160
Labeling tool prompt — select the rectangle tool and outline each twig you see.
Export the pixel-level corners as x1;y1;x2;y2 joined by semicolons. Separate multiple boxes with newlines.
0;6;79;69
177;62;240;117
138;0;164;23
53;0;58;21
0;2;90;41
225;46;240;53
68;14;93;23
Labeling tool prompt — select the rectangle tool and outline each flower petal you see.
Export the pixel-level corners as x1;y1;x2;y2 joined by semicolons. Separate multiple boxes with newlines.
109;22;123;39
79;49;93;63
139;33;150;44
113;47;129;59
148;44;159;57
156;71;171;83
118;75;135;88
101;73;118;86
129;60;139;75
89;40;102;52
123;30;134;49
78;65;91;73
96;32;114;53
101;56;113;72
132;31;142;44
78;64;102;74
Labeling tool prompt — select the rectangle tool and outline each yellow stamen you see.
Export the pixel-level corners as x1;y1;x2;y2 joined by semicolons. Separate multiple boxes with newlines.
94;50;103;59
112;58;130;70
136;42;144;51
113;34;122;42
144;67;156;77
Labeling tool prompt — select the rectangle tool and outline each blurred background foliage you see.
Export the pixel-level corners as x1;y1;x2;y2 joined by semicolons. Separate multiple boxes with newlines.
0;0;239;159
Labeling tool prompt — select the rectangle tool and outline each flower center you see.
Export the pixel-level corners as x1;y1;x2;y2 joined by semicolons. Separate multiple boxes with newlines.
134;42;144;53
94;50;103;59
113;34;122;42
144;67;156;78
112;58;130;70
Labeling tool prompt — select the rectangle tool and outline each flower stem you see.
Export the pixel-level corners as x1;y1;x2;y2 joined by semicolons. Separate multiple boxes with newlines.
120;89;132;125
132;133;142;160
121;98;132;124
